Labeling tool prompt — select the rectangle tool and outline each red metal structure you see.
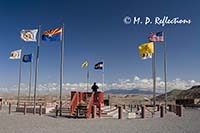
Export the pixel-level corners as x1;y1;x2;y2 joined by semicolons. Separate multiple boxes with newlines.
69;91;104;118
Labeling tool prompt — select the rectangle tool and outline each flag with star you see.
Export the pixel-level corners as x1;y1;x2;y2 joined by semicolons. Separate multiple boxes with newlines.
42;28;62;41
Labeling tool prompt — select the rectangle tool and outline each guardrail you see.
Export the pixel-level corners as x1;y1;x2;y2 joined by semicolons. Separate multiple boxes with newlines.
86;92;95;118
69;92;78;116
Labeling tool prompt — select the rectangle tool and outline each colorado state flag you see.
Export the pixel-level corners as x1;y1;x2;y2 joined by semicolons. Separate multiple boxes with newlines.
94;62;103;70
42;28;62;41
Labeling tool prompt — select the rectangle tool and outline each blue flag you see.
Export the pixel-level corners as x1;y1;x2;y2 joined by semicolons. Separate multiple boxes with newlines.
42;28;62;41
23;54;32;63
94;62;103;70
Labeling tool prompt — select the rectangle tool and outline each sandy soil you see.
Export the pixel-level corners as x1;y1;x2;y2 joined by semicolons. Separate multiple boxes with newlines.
0;105;199;133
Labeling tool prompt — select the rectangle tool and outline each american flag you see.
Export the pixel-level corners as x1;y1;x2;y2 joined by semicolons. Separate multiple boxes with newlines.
148;32;164;42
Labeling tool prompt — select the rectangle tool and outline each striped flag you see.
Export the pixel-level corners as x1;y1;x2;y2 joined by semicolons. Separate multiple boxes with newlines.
42;28;62;41
94;62;103;70
149;32;164;42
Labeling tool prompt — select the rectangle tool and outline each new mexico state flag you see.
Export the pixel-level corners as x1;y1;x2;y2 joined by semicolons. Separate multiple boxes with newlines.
138;42;154;59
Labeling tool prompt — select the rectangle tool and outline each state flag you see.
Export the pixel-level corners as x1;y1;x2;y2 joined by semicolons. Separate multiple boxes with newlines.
138;42;154;60
9;49;22;59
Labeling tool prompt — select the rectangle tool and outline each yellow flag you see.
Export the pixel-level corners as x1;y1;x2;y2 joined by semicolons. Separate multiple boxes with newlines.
81;60;88;68
138;42;154;59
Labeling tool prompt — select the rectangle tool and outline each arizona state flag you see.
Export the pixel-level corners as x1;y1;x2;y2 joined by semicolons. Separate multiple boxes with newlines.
138;42;154;60
42;28;62;41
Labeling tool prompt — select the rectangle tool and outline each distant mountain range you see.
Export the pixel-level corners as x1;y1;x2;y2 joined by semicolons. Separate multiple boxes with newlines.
156;85;200;101
105;89;153;95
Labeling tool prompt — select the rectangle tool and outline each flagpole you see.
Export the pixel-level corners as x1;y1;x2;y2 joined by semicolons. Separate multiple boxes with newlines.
59;23;64;116
28;54;32;100
152;43;156;113
33;25;40;114
87;64;89;92
164;33;167;113
102;60;104;92
17;50;22;107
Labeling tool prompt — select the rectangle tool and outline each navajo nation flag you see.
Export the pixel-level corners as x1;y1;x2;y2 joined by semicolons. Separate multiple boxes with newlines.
148;32;164;42
42;28;62;41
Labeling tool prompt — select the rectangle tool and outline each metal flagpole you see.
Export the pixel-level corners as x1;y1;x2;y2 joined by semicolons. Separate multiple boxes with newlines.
164;33;167;114
152;43;156;113
102;60;104;92
28;54;32;100
59;23;64;116
86;63;89;100
33;25;40;114
17;50;22;107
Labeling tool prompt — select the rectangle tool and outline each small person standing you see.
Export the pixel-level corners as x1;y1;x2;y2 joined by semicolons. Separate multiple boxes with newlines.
91;82;99;92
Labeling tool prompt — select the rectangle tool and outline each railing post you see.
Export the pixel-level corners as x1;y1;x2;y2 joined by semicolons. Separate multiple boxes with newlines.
141;105;145;119
24;102;26;115
157;105;160;111
39;105;42;116
160;106;164;118
123;104;126;110
99;103;101;118
118;106;122;119
178;105;183;117
130;104;133;112
9;103;11;114
92;105;96;118
168;104;172;112
55;105;58;117
176;105;179;115
0;101;2;110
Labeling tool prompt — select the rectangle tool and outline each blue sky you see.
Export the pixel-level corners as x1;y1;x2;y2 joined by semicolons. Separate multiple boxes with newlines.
0;0;200;92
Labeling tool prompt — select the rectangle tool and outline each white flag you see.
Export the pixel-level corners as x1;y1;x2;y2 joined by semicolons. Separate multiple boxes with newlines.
20;29;38;42
9;49;22;59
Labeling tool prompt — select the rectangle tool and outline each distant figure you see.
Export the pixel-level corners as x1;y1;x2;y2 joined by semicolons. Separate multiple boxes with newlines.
91;82;99;92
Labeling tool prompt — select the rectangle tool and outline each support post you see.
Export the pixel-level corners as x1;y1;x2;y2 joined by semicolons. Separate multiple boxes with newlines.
39;105;42;116
160;106;164;118
56;105;58;117
118;106;122;119
24;102;26;115
9;103;11;114
141;106;145;119
92;105;96;118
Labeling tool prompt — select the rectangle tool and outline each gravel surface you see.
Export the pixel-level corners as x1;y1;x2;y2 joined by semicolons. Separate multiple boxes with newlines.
0;105;200;133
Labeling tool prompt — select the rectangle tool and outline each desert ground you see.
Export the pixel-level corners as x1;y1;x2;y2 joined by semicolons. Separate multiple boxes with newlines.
0;104;200;133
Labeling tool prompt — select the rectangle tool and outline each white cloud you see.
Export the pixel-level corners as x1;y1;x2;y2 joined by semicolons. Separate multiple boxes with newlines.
0;75;200;93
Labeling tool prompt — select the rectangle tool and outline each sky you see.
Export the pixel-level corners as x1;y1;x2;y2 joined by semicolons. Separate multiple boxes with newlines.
0;0;200;93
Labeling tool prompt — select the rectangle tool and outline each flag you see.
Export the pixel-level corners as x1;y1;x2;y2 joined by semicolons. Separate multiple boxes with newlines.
94;62;103;69
9;49;22;59
81;60;88;68
149;32;164;42
42;28;62;41
138;42;154;60
22;54;32;63
20;29;38;42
